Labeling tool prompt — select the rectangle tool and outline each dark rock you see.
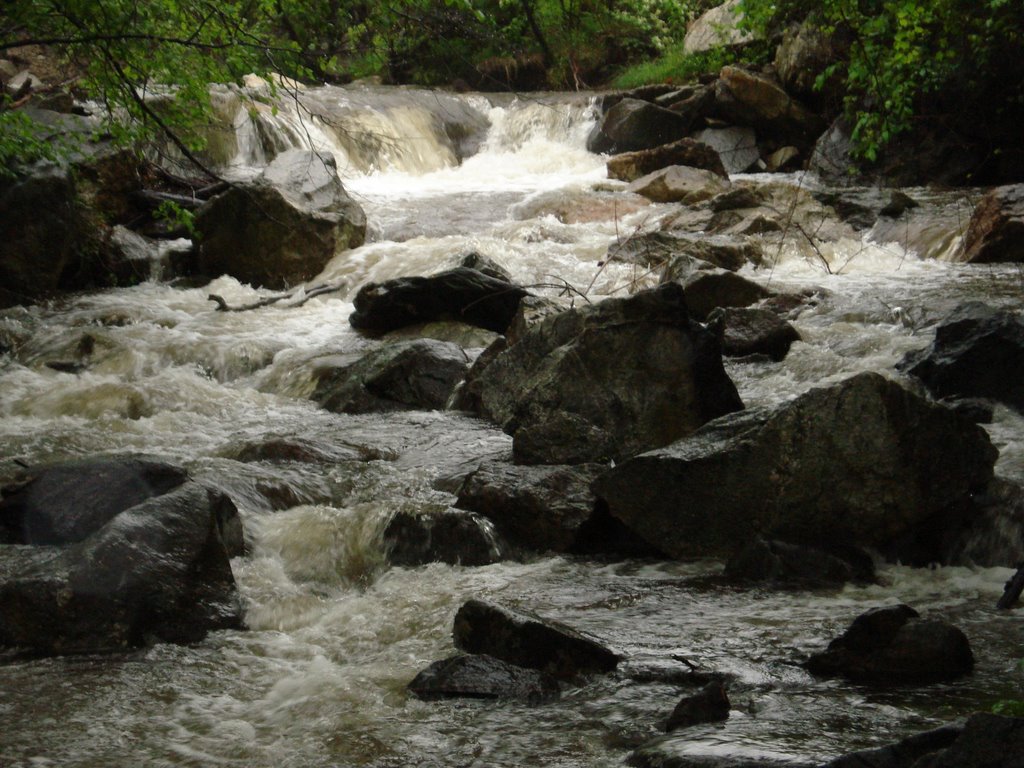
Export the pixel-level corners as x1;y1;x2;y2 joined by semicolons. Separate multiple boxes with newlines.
666;682;730;732
196;149;366;289
455;461;604;552
384;508;502;567
587;98;695;155
914;713;1024;768
900;302;1024;411
962;185;1024;263
804;605;974;684
458;251;512;282
312;340;472;413
231;435;377;463
708;306;800;361
947;477;1024;568
808;118;857;184
609;231;762;273
941;397;995;424
0;481;243;654
707;185;770;213
672;269;772;322
607;138;727;182
0;456;189;546
408;653;560;703
349;267;529;336
594;372;997;561
820;723;962;768
628;165;731;205
453;598;620;680
460;283;744;464
712;66;825;149
774;20;846;103
725;538;875;586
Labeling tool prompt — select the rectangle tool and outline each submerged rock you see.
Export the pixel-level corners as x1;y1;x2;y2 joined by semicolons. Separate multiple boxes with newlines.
607;231;762;273
460;283;743;464
900;302;1024;412
408;653;560;703
384;507;502;567
453;598;620;680
804;604;974;685
665;681;731;732
594;372;997;561
349;267;529;336
196;149;366;289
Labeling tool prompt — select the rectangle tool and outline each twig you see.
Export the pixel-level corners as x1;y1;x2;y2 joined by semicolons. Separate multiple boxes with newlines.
208;281;345;312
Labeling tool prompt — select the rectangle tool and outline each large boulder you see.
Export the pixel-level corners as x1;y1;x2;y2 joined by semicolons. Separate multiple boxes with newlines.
196;149;366;288
713;66;825;149
671;269;772;322
459;283;744;464
587;98;695;155
606;138;727;182
821;723;963;768
683;0;757;54
962;185;1024;263
408;653;560;703
691;127;760;175
453;598;620;680
628;165;732;205
384;508;502;567
914;713;1024;768
311;339;472;414
349;267;529;336
900;302;1024;412
594;372;997;561
804;605;974;684
0;480;244;654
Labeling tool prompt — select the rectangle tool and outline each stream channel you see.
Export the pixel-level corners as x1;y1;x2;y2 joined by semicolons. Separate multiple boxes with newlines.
0;86;1022;767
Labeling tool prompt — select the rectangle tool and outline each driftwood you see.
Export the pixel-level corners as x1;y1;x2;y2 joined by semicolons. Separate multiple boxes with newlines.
997;562;1024;610
208;281;346;312
134;189;204;210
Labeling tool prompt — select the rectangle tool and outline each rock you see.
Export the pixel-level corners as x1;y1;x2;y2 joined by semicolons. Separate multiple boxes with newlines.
512;186;651;224
774;21;845;102
948;478;1024;567
962;185;1024;263
587;98;695;155
6;70;43;97
724;538;875;586
454;461;604;552
453;598;620;680
311;339;472;413
713;66;825;149
196;149;366;289
458;251;512;282
804;605;974;684
607;138;728;182
628;165;732;205
0;481;243;654
629;743;807;768
349;267;529;336
821;723;963;768
672;269;772;322
384;508;502;567
809;118;857;183
708;185;770;212
408;653;560;703
765;146;800;172
666;682;731;732
609;231;762;273
0;456;190;546
691;127;760;175
709;306;800;361
594;372;997;561
460;283;744;464
683;0;757;54
900;302;1024;412
914;713;1024;768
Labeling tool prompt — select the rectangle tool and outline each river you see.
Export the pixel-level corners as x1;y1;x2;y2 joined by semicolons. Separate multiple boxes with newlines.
0;85;1022;767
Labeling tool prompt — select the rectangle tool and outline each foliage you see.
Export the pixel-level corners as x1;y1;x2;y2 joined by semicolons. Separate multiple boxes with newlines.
737;0;1024;162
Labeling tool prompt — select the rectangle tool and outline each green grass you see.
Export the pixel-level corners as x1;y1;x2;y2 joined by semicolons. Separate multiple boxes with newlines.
609;41;771;90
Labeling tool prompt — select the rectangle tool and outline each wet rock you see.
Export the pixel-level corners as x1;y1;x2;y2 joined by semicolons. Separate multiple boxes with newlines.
683;0;757;54
384;508;502;567
821;723;962;768
713;66;825;149
349;267;529;336
947;478;1024;568
914;713;1024;768
453;598;620;680
196;149;366;289
512;186;651;224
231;435;377;463
454;461;603;552
671;269;772;322
608;232;762;273
606;138;728;182
460;283;744;464
408;653;560;703
709;306;800;361
900;302;1024;412
707;185;770;213
628;165;732;205
765;146;800;172
691;127;760;175
666;682;731;732
962;185;1024;263
0;481;244;654
587;98;695;155
458;251;512;282
311;339;472;414
594;372;997;561
384;320;501;350
629;742;807;768
804;605;974;684
724;538;875;586
0;455;189;546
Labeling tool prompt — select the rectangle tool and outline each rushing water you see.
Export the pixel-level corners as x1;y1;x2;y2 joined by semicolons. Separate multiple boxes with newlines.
1;86;1023;768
